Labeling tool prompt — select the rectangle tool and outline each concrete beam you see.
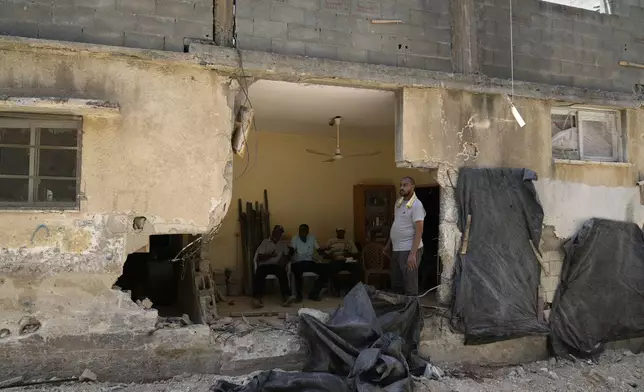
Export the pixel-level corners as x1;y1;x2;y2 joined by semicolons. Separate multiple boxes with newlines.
0;96;121;117
0;35;639;108
190;44;643;108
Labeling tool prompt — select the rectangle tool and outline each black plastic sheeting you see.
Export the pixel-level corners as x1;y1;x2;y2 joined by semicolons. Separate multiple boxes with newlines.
550;218;644;358
450;168;549;344
212;283;429;392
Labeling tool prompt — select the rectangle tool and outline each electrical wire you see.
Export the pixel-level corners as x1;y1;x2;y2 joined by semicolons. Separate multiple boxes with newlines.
233;47;260;181
509;0;514;100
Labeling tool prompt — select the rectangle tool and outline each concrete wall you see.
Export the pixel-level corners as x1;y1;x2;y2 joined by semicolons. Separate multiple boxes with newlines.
235;0;453;71
400;86;644;304
0;38;233;340
0;0;213;51
209;130;426;271
475;0;644;92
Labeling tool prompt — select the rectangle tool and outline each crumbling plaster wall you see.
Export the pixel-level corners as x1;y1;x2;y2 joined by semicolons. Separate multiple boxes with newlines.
0;38;235;340
400;87;644;304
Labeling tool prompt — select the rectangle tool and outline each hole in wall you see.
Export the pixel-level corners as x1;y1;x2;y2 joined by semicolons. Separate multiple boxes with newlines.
114;234;203;323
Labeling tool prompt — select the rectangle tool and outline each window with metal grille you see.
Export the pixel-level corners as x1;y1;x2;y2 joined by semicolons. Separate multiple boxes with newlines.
551;108;623;162
541;0;611;14
0;115;82;209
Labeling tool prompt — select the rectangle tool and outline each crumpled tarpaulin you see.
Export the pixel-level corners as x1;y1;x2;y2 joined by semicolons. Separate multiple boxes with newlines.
550;218;644;358
212;283;430;392
450;168;549;344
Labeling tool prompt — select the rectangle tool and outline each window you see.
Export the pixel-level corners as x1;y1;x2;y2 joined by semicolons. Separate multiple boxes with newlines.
541;0;611;14
551;108;622;162
0;115;81;209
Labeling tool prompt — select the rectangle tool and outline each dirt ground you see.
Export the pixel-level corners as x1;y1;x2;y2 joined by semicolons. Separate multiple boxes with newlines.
4;349;644;392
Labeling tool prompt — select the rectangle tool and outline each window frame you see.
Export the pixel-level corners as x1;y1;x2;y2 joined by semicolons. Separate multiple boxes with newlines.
0;114;82;210
551;107;623;163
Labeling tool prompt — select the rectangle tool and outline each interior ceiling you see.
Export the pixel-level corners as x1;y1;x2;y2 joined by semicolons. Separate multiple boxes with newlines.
247;80;396;138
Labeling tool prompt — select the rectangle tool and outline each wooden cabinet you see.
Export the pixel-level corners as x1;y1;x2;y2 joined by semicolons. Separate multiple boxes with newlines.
353;184;396;247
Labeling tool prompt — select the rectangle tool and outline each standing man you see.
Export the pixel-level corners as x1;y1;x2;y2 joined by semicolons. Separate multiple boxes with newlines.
252;225;293;308
384;176;425;296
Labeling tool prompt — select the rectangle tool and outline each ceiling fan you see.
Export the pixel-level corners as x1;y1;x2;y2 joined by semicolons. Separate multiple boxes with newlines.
306;116;381;163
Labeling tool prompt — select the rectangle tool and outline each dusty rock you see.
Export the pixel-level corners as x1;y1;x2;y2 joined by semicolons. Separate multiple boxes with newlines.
297;308;330;323
181;314;193;325
79;369;97;382
0;328;10;339
137;298;153;309
18;316;41;335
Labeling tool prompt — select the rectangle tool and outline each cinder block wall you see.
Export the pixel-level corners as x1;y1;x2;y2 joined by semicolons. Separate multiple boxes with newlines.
235;0;453;71
475;0;643;93
0;0;213;51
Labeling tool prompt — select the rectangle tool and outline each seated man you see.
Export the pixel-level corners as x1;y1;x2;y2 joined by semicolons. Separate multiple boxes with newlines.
290;224;330;302
323;228;362;294
252;225;293;309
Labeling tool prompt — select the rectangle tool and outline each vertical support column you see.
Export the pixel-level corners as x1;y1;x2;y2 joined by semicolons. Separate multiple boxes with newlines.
436;165;460;305
450;0;479;74
214;0;235;47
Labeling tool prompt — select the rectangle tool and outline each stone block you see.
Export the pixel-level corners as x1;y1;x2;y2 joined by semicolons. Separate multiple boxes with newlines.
235;18;254;35
337;46;367;62
80;0;116;10
0;19;39;38
236;33;272;51
407;41;438;56
94;10;137;32
116;0;155;14
321;0;350;14
270;2;306;24
351;0;381;17
287;24;320;42
0;2;52;24
367;49;397;66
175;19;212;39
135;14;175;36
397;53;426;69
319;28;350;46
425;57;453;72
37;23;83;42
124;31;165;50
304;9;337;28
80;27;125;46
287;0;321;11
52;5;96;27
272;38;306;56
305;42;339;58
351;32;383;51
235;0;271;18
254;19;288;39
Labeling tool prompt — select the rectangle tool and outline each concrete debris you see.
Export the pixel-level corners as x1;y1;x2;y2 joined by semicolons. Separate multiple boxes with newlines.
0;376;23;388
79;369;97;382
0;328;10;339
297;308;330;323
423;363;444;380
136;298;153;309
155;316;191;329
181;314;193;325
18;316;41;335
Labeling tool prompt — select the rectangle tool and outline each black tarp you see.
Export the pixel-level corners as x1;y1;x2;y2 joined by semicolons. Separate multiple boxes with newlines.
450;168;549;344
550;218;644;358
212;283;429;392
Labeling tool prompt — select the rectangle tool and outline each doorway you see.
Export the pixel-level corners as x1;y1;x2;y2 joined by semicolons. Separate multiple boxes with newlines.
415;186;441;293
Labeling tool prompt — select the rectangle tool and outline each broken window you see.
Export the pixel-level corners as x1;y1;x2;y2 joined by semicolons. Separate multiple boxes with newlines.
551;108;622;162
541;0;611;14
0;115;81;208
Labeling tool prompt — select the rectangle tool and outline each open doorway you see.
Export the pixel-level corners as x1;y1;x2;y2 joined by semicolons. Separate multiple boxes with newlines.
114;234;202;323
415;186;441;296
209;80;440;317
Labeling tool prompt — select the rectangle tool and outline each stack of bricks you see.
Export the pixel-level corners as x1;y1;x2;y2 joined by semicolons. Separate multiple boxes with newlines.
0;0;213;51
235;0;453;71
539;248;565;304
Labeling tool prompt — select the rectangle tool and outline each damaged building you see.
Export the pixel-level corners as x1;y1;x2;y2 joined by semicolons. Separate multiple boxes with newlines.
1;0;644;383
